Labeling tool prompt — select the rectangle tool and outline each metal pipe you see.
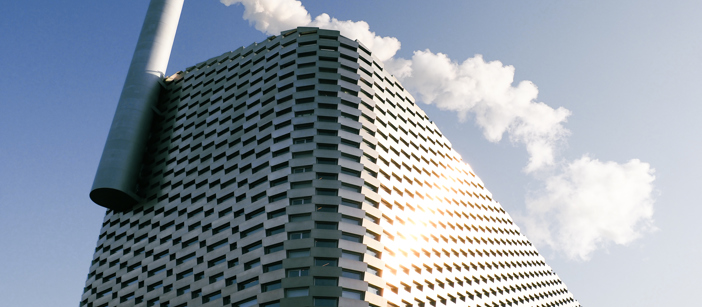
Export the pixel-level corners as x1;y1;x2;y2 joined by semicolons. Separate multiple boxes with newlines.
90;0;184;211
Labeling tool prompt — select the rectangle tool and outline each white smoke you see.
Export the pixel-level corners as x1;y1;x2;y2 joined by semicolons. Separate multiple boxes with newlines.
220;0;311;35
387;51;571;172
519;157;656;260
220;0;400;61
220;0;658;261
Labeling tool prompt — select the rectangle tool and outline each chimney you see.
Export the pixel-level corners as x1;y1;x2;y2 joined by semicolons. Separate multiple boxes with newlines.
90;0;184;211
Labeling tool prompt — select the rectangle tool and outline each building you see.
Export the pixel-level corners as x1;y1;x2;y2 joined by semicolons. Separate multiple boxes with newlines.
81;3;579;307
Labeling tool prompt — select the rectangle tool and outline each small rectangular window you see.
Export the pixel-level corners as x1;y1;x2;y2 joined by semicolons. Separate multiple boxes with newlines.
244;259;261;270
315;239;338;248
202;291;222;303
287;249;310;258
285;288;309;298
342;270;364;280
288;231;311;240
290;197;312;205
292;165;313;173
341;289;363;301
212;223;230;234
242;241;263;253
262;281;282;292
316;157;337;164
289;214;311;222
315;258;338;267
315;205;337;212
268;208;286;219
266;225;285;236
286;268;309;277
341;232;362;243
314;277;338;286
341;251;362;261
208;256;227;267
263;261;283;272
265;243;284;254
240;224;264;238
237;278;259;291
314;297;338;307
246;208;265;220
316;188;338;196
341;216;362;225
315;222;338;229
209;273;224;283
176;269;193;280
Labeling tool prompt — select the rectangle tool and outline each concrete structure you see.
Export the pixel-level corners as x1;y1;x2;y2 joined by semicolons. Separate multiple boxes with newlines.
82;22;579;307
91;0;184;211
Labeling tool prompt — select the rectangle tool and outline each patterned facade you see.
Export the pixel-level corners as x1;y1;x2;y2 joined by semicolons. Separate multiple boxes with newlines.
81;27;579;307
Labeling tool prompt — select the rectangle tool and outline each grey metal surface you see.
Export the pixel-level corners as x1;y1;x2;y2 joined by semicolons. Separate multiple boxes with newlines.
90;0;184;211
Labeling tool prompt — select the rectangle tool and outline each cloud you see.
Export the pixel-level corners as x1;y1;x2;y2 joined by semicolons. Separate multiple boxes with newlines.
388;50;571;172
220;0;400;61
220;0;311;35
221;0;658;261
518;156;656;260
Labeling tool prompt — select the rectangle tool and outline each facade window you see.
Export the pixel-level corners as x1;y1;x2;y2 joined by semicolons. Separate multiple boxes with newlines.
266;225;285;236
292;165;313;173
268;208;286;219
367;266;381;276
314;297;338;307
341;216;362;225
315;205;337;212
242;241;262;253
287;249;310;258
342;289;364;300
315;239;338;248
263;261;283;272
368;285;383;296
235;297;257;307
316;188;338;196
237;278;259;291
290;197;312;205
287;268;309;277
244;259;261;270
264;243;284;254
342;270;364;280
341;233;362;243
285;287;309;298
177;286;190;295
289;214;311;222
289;231;310;240
262;281;282;292
314;277;338;286
240;224;264;238
315;222;338;229
315;258;338;267
341;251;363;261
202;291;222;303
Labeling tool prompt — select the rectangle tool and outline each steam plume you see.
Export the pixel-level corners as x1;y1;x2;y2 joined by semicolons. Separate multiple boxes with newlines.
220;0;657;261
220;0;400;61
387;51;571;172
519;157;656;260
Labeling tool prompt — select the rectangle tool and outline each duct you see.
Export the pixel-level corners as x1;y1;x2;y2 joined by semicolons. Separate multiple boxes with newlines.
90;0;184;211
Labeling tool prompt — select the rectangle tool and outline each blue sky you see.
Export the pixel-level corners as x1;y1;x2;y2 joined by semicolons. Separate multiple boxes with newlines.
1;1;700;306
